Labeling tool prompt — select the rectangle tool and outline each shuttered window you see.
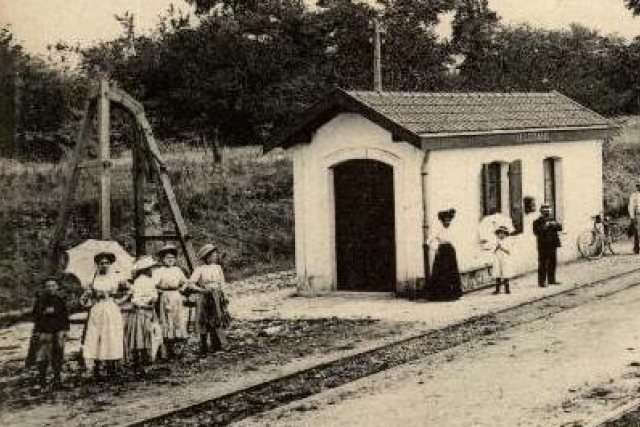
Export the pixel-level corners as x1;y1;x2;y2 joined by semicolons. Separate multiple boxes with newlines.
481;162;502;215
543;157;563;221
509;160;524;233
482;160;524;234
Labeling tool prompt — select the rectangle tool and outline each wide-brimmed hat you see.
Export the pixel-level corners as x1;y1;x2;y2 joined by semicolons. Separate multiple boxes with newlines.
94;251;116;265
540;203;551;211
495;225;510;235
157;244;179;257
132;255;156;273
197;243;218;261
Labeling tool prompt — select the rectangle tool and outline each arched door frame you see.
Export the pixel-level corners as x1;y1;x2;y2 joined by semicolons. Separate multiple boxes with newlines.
321;147;404;290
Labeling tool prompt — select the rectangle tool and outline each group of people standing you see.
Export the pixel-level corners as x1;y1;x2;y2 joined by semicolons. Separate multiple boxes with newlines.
426;202;563;301
28;242;230;389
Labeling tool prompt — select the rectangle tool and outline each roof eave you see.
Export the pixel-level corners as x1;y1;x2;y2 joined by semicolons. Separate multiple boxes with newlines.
268;89;422;151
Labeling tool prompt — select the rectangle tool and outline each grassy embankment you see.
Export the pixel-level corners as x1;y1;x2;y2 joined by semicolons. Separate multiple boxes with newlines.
0;145;293;311
0;117;639;312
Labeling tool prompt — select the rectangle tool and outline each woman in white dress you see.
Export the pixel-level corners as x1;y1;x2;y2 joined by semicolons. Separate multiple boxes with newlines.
82;252;126;380
188;244;231;355
154;244;188;358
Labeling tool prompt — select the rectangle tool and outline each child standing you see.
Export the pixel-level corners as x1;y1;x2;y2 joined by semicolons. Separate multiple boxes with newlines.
492;226;513;294
188;244;231;356
31;277;70;390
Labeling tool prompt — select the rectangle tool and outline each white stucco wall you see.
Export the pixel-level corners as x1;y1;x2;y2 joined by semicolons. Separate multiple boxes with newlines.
292;110;603;293
424;140;603;275
293;113;426;294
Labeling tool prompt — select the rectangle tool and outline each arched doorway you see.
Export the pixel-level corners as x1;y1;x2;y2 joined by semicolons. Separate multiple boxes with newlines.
333;159;396;291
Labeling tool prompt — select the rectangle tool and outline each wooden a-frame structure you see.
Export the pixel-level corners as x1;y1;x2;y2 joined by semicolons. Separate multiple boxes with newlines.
50;76;197;272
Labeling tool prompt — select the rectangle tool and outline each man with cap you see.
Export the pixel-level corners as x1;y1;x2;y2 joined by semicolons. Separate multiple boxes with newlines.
628;181;640;254
532;204;563;287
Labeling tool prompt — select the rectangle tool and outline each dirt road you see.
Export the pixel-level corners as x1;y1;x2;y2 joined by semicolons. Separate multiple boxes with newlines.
236;282;640;427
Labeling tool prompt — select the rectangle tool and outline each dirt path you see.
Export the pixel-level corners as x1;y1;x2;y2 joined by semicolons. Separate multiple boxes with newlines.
235;281;640;427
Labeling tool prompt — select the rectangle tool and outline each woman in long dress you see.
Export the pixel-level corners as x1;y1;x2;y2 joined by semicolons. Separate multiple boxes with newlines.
124;256;162;370
82;252;125;380
154;244;188;358
427;209;463;301
188;244;231;356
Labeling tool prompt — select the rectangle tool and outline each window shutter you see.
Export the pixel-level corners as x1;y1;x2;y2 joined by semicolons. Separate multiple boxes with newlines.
481;163;491;216
509;160;524;233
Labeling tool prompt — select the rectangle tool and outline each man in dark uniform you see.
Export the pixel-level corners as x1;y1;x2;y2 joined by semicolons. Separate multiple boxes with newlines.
533;204;562;287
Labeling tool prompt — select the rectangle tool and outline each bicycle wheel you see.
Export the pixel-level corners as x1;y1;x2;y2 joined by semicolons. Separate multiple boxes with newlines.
577;229;603;259
606;223;624;255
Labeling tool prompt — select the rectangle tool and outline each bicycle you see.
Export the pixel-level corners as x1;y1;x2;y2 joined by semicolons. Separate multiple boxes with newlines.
576;213;624;259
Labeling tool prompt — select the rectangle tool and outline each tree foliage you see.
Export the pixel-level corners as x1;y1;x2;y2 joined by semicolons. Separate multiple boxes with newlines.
1;0;640;157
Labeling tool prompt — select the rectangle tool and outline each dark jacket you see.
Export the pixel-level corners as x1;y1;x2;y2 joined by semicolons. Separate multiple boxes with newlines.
533;216;563;250
32;292;70;333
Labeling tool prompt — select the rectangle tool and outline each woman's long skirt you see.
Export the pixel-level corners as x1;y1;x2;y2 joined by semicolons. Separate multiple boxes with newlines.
83;299;124;370
193;288;230;348
124;307;161;363
428;243;463;301
157;291;187;340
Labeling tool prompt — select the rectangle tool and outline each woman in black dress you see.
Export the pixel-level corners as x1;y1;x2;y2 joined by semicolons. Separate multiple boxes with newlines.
427;209;462;301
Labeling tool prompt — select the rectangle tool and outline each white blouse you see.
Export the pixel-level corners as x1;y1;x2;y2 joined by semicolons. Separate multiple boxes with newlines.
91;274;119;296
189;264;225;291
154;266;188;291
131;275;159;306
427;223;453;248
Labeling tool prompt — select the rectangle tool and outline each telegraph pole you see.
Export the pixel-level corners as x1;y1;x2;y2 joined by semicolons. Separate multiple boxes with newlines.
373;18;383;92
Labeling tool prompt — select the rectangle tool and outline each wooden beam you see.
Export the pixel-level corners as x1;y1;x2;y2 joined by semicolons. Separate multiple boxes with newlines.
133;109;197;271
97;76;111;240
133;125;146;257
49;97;96;273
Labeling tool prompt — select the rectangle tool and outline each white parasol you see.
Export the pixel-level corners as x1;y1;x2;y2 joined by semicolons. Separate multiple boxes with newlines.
64;239;134;288
478;213;515;249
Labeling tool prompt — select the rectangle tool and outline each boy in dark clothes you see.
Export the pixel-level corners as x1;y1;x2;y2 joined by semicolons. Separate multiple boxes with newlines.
31;277;70;389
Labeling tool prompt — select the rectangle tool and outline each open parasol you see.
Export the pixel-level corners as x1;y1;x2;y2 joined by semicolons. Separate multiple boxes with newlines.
64;239;134;288
478;213;515;249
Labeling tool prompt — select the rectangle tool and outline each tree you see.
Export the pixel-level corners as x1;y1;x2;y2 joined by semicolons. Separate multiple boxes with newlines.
450;0;501;90
625;0;640;16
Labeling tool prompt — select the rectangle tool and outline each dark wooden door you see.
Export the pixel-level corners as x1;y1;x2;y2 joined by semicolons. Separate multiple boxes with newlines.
334;159;396;291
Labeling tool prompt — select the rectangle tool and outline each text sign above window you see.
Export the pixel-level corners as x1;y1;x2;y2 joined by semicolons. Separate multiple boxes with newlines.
515;132;550;143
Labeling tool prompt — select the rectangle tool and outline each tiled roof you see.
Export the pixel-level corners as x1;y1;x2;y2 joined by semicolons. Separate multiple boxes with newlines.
346;91;612;135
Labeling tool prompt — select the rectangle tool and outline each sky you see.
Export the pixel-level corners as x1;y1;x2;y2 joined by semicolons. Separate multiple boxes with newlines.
0;0;639;57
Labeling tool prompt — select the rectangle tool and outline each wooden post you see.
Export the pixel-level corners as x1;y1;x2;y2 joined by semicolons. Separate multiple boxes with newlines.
97;76;111;240
373;18;383;92
133;125;146;257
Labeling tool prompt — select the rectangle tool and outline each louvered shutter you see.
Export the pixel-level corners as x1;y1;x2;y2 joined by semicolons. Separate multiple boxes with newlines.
509;160;524;233
481;163;491;216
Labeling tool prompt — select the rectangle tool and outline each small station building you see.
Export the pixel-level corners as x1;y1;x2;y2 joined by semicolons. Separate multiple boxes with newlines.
275;89;616;296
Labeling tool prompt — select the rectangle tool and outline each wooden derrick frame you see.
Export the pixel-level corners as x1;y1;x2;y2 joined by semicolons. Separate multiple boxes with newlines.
50;77;197;273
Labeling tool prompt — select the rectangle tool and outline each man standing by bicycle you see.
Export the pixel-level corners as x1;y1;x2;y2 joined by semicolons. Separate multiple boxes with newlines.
628;181;640;254
533;204;563;287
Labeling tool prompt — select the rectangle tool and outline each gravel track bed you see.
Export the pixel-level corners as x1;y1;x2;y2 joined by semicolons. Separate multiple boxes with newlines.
134;268;640;427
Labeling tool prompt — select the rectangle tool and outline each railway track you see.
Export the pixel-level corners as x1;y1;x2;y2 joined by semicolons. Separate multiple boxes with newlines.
129;267;640;427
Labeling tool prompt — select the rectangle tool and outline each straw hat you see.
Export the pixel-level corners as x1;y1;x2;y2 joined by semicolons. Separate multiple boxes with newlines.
94;251;116;264
197;243;218;261
157;243;178;257
132;255;156;273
